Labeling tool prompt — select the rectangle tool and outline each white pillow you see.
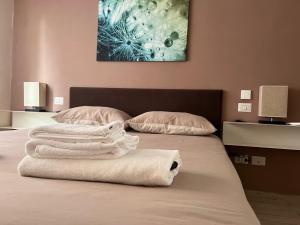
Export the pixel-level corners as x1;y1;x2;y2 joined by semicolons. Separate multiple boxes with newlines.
127;111;216;135
52;106;131;126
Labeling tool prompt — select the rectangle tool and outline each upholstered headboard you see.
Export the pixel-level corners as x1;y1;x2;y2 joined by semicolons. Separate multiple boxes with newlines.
70;87;223;135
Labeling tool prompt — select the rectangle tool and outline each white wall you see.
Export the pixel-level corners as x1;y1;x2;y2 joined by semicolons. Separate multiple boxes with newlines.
0;0;13;126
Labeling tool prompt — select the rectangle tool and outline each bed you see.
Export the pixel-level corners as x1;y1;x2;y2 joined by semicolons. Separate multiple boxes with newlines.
0;88;260;225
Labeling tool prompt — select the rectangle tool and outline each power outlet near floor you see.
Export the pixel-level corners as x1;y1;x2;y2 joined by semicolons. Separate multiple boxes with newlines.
251;156;266;166
234;155;249;165
233;154;266;166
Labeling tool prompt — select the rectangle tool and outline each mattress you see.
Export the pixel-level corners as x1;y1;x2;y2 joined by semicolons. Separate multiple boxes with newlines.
0;129;260;225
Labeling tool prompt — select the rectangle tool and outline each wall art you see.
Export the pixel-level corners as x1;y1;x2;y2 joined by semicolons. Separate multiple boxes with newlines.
97;0;190;62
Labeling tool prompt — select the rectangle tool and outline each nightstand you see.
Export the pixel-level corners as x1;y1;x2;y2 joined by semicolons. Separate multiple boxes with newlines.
0;111;58;129
11;111;57;129
223;121;300;150
222;121;300;195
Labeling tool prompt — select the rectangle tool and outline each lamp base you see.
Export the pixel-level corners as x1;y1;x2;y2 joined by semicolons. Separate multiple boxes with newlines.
25;107;46;112
258;118;287;125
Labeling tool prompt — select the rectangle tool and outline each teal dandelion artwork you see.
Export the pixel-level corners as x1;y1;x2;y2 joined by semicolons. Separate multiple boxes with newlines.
97;0;190;62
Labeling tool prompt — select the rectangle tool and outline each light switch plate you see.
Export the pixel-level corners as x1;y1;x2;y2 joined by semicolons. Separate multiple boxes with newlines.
54;97;64;105
238;103;252;112
240;90;252;100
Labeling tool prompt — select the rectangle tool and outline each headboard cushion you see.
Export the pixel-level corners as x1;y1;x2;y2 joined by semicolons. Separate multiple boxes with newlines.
70;87;223;135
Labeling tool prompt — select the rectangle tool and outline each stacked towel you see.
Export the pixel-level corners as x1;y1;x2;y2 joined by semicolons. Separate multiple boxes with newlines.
29;121;125;143
18;149;181;186
26;121;139;159
18;121;182;186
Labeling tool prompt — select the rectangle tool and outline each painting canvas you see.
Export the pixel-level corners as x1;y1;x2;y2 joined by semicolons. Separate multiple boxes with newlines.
97;0;190;62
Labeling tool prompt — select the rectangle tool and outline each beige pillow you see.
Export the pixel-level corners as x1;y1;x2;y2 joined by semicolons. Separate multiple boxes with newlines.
52;106;131;126
127;111;216;135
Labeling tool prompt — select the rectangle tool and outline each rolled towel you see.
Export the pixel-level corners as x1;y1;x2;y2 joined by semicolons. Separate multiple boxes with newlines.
26;134;139;160
18;149;182;186
29;121;125;143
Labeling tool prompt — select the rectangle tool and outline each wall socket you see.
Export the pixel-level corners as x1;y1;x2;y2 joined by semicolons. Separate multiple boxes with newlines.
234;155;249;165
54;97;64;105
251;156;266;166
233;155;266;166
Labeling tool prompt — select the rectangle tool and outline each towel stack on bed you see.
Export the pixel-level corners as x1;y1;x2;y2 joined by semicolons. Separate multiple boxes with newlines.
26;121;138;160
18;121;181;186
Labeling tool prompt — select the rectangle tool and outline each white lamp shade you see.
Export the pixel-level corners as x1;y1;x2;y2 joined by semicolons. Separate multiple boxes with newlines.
258;85;288;118
24;82;47;107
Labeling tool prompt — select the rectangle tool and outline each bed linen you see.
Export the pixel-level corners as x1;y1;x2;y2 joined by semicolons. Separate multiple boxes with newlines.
0;129;260;225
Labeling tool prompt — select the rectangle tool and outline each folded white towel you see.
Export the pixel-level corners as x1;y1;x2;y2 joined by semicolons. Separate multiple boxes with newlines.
18;149;182;186
26;134;139;159
29;121;124;143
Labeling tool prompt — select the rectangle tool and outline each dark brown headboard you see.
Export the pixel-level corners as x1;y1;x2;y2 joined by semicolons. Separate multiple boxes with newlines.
70;87;223;135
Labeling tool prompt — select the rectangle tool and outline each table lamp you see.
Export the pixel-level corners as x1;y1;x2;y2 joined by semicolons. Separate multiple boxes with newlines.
258;85;288;124
24;82;47;112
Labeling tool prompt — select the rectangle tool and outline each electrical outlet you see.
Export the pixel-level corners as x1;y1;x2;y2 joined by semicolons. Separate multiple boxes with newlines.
238;103;252;112
251;156;266;166
54;97;64;105
234;155;249;165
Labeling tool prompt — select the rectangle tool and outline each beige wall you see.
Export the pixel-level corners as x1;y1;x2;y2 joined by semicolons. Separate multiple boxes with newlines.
0;0;13;126
11;0;300;121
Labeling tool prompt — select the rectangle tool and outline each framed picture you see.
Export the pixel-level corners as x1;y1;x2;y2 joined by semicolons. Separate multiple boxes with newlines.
97;0;190;62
